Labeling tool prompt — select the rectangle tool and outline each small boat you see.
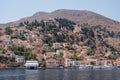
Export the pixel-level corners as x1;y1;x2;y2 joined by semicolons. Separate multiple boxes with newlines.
24;60;39;70
93;66;103;69
79;65;93;70
93;65;116;70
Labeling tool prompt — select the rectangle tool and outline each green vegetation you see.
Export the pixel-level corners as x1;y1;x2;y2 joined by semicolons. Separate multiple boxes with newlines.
72;54;82;60
86;49;94;56
5;27;13;35
40;58;46;67
81;27;94;38
0;56;15;64
11;34;26;40
42;35;53;46
55;18;75;31
0;47;7;54
0;17;119;65
9;45;37;60
26;26;33;31
55;34;64;42
65;46;75;50
90;61;95;65
108;55;117;60
7;62;23;67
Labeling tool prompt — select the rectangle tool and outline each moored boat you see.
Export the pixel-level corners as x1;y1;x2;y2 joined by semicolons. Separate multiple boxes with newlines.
24;60;39;70
79;65;93;70
93;65;117;70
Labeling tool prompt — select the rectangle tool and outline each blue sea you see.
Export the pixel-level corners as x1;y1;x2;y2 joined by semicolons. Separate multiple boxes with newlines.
0;68;120;80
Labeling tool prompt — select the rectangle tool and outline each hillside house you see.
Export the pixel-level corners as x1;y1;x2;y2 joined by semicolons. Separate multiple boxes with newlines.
73;61;80;66
64;59;73;67
12;39;29;47
56;58;64;67
56;50;64;55
87;58;98;65
52;43;62;49
10;26;16;31
24;33;32;40
42;44;48;51
116;58;120;68
3;38;11;46
62;43;68;48
0;29;5;35
105;51;112;57
104;60;114;66
63;50;73;58
17;27;26;33
46;59;57;68
1;35;11;47
0;35;10;42
72;44;78;49
69;50;75;54
15;56;25;62
37;26;43;31
45;52;56;59
97;60;105;66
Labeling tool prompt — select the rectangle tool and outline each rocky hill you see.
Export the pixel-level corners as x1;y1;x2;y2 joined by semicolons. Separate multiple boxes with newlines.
0;10;120;65
1;9;120;31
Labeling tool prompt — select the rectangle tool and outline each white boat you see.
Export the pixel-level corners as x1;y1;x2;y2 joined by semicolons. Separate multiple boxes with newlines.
24;60;39;70
93;65;116;70
79;65;93;70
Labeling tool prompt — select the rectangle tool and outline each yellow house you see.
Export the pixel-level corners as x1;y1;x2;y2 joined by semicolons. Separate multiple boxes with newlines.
46;59;57;68
116;58;120;68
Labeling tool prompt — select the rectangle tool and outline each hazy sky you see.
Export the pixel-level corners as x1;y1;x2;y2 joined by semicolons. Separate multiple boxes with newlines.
0;0;120;23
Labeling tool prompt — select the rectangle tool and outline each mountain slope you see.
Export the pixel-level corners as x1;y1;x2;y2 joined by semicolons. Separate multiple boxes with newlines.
1;9;120;31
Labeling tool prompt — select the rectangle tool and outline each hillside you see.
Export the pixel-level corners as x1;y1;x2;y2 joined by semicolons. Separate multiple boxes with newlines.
0;15;120;66
1;9;120;32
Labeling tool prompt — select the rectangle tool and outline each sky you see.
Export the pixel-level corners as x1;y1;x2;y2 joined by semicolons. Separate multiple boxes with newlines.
0;0;120;23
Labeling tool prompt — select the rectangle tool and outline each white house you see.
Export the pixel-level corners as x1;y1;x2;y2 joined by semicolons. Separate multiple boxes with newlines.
15;56;25;62
56;50;64;55
3;39;10;46
64;59;74;67
2;35;11;46
52;43;62;48
73;61;85;66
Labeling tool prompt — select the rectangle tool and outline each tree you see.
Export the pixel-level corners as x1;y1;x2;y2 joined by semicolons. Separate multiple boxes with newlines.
26;26;33;31
88;29;94;38
41;58;46;67
40;20;45;27
55;18;75;31
108;55;117;60
81;27;89;36
19;22;24;26
42;35;53;45
55;34;64;42
65;46;75;50
0;47;7;54
86;49;94;56
5;27;13;35
73;54;82;60
90;62;95;65
9;45;37;60
19;34;26;41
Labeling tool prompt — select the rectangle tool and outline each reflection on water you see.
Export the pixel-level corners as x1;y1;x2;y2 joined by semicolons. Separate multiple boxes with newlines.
25;70;39;80
0;68;25;80
0;68;120;80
